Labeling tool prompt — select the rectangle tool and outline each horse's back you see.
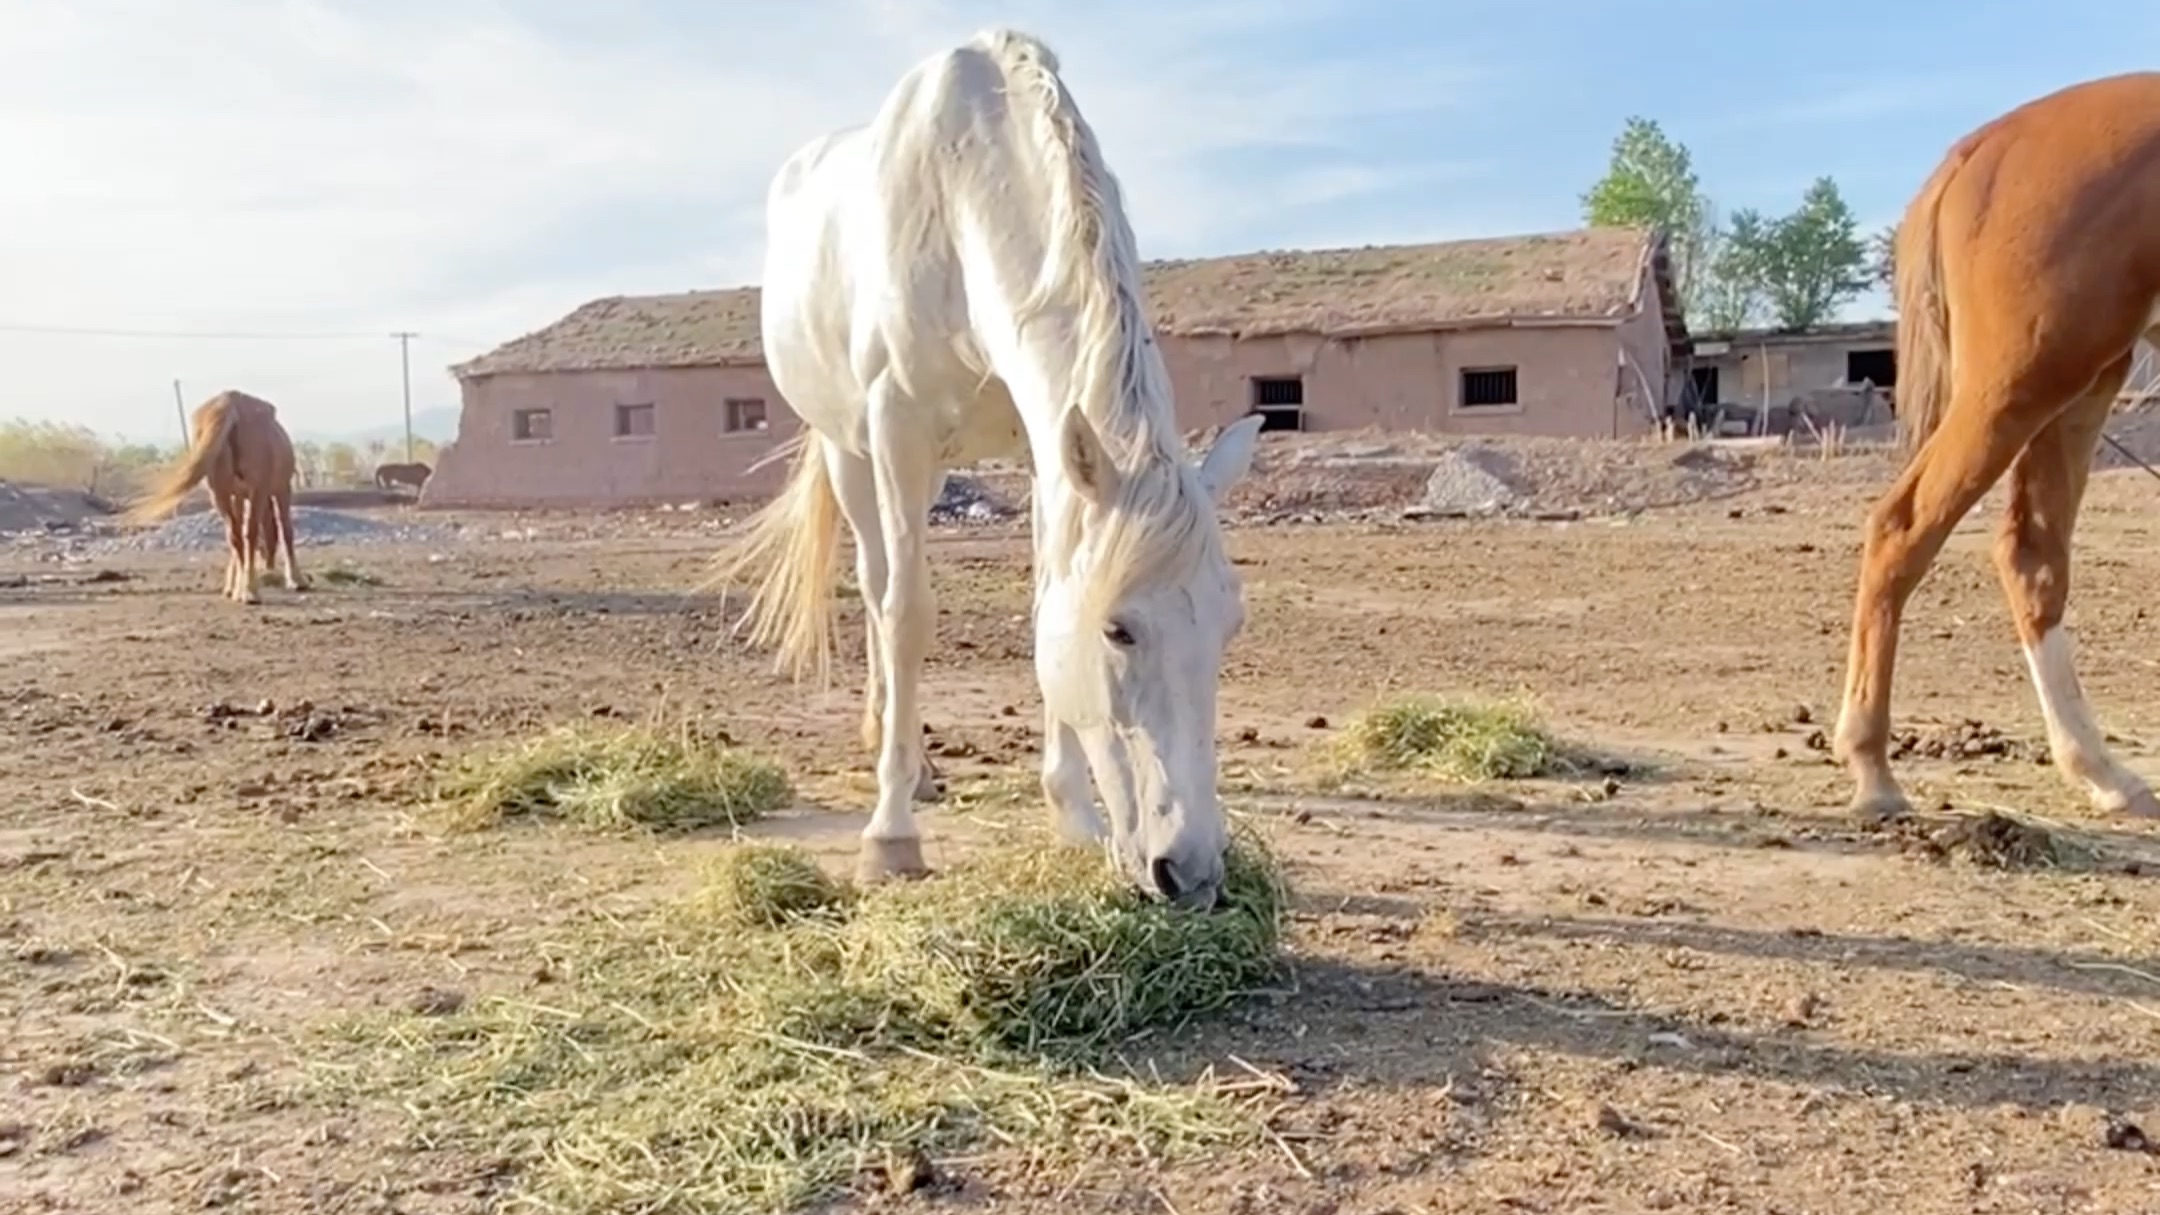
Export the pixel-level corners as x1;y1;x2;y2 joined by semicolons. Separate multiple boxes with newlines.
1928;73;2160;326
1938;73;2160;244
762;36;1034;428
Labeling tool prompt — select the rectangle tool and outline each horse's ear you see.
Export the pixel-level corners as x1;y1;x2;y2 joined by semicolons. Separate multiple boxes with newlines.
1059;404;1119;505
1196;413;1263;506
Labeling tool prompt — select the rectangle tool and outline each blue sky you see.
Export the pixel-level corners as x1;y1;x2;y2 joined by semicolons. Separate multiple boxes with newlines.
1;0;2153;441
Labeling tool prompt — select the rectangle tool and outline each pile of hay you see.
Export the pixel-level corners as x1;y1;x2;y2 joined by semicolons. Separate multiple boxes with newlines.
1335;695;1561;781
319;835;1290;1214
436;720;792;833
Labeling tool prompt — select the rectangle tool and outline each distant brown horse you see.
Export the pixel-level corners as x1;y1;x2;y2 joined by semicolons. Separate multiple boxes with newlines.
124;390;307;603
1833;72;2160;823
373;461;431;491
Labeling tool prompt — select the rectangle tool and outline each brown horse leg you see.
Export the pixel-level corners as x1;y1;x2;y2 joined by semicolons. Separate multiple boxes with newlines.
1995;366;2159;817
215;489;254;603
1833;384;2057;823
251;489;278;591
276;486;307;590
242;493;269;604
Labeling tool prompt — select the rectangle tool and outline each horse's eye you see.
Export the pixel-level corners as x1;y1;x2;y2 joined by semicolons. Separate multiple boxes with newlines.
1104;621;1136;647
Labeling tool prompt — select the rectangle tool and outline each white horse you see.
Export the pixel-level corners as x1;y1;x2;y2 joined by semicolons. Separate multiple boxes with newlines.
719;28;1263;909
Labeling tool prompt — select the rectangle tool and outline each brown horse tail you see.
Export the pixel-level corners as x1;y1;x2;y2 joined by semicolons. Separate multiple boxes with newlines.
1892;147;1964;458
122;396;236;525
703;429;843;687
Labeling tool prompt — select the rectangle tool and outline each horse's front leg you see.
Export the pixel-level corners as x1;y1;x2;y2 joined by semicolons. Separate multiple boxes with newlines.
1042;713;1107;846
1029;480;1105;848
857;381;942;883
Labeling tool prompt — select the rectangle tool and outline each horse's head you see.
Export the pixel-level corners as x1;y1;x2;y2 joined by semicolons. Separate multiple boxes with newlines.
1034;409;1263;910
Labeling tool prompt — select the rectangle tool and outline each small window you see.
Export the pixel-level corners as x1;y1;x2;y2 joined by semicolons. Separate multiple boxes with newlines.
1846;348;1896;388
1459;366;1519;409
725;397;770;433
1249;376;1304;433
511;408;552;442
614;402;656;438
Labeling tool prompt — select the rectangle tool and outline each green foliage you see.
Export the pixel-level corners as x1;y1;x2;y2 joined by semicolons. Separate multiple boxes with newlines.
1721;178;1870;330
1583;121;1876;333
1868;222;1898;294
0;420;172;500
1580;117;1715;320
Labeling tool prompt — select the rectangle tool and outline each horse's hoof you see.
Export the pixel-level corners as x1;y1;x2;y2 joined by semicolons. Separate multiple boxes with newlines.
2109;786;2160;819
1848;789;1912;827
857;837;931;884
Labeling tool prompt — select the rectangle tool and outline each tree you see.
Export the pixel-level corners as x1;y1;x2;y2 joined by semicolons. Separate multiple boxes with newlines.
1867;222;1897;295
322;442;362;486
1722;177;1870;329
1693;210;1770;331
1581;117;1717;323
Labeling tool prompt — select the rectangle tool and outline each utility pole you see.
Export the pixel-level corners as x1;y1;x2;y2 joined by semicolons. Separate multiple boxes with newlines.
391;331;417;462
171;379;190;447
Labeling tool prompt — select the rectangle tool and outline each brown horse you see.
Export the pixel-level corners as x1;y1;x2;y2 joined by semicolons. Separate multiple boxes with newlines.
373;461;431;491
124;390;308;604
1834;72;2160;823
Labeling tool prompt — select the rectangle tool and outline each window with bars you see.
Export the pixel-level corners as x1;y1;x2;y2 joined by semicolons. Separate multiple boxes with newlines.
1249;376;1305;432
1459;366;1519;409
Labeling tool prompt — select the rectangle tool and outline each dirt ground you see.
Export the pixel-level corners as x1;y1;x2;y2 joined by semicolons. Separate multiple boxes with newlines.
7;449;2160;1215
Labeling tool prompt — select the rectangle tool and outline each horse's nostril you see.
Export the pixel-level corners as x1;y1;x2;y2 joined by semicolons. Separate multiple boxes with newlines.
1149;856;1182;901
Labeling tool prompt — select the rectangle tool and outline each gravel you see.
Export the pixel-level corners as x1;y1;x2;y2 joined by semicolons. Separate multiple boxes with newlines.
90;507;463;554
1413;444;1527;515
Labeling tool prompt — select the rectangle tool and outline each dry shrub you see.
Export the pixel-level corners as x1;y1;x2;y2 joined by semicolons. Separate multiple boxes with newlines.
437;721;791;833
316;834;1290;1214
1338;695;1560;781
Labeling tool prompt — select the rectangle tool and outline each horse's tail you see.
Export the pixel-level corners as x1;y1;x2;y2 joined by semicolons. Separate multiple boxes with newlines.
709;430;843;687
1893;145;1965;457
122;395;235;525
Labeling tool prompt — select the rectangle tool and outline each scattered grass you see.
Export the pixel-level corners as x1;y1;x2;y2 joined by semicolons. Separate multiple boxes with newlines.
436;720;793;834
314;833;1291;1214
1335;695;1561;781
314;564;382;587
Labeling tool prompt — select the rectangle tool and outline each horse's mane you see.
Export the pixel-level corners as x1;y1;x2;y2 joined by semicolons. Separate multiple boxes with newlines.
971;30;1225;611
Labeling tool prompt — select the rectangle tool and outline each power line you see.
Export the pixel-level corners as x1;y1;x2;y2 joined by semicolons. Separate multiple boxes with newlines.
0;321;497;346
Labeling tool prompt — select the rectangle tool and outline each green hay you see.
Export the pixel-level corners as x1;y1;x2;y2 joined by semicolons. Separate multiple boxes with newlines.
314;834;1290;1214
1337;695;1560;781
751;838;1287;1059
436;721;792;834
693;843;852;929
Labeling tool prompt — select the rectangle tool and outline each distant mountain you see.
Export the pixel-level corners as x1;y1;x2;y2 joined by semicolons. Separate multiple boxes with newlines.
297;406;461;447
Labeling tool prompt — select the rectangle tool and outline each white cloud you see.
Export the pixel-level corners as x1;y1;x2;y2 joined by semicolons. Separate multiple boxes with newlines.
0;0;1489;439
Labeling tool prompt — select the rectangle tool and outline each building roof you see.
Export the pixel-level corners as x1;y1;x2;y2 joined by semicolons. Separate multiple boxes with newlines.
1691;320;1896;351
453;226;1671;379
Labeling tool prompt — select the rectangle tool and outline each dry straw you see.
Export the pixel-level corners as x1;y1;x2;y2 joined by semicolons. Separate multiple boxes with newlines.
1336;694;1562;781
434;719;793;833
315;832;1291;1214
